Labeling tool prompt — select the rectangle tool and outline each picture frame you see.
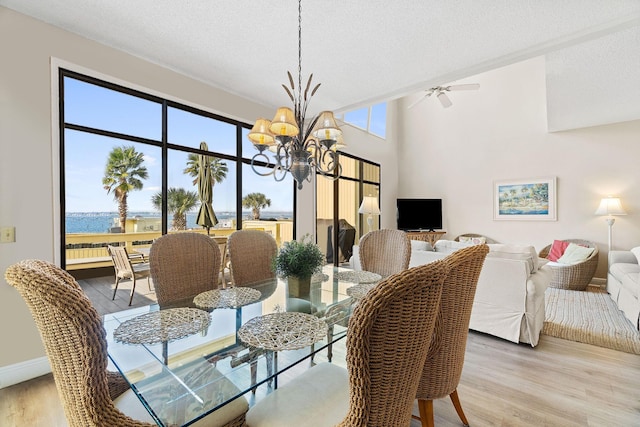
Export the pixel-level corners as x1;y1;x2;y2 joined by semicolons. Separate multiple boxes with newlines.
493;177;557;221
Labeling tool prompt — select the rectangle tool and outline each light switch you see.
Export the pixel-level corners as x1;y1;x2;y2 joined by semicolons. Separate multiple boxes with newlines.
0;227;15;243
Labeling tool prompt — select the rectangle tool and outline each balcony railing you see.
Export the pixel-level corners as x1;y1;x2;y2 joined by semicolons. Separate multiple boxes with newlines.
65;220;293;271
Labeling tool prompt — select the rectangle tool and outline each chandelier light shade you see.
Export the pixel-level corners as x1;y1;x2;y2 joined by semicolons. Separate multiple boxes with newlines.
595;196;627;251
248;0;343;190
359;195;381;233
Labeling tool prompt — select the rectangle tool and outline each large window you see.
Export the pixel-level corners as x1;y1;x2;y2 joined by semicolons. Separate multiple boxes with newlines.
317;154;380;266
60;70;294;270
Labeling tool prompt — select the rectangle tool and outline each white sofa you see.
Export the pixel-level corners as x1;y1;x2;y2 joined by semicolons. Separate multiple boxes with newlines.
350;239;552;346
607;249;640;329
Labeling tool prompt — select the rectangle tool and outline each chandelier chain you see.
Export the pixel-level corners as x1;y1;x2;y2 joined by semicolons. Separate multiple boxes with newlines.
297;0;303;121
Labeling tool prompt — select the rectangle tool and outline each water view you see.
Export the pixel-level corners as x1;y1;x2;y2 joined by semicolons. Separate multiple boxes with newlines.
65;211;293;233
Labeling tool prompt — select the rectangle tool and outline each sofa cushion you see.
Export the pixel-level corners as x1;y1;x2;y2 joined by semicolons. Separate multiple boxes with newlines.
486;243;539;273
547;239;570;262
556;243;595;265
630;246;640;265
410;239;434;252
434;240;472;253
458;236;487;245
609;262;640;286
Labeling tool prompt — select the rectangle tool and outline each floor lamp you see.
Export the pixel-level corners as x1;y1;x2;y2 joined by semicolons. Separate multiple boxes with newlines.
359;195;380;234
595;197;626;251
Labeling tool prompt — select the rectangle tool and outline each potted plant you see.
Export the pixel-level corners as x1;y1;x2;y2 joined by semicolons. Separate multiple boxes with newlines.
272;235;325;297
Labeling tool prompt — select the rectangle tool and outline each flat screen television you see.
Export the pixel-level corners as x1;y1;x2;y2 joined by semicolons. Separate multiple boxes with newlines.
396;198;443;231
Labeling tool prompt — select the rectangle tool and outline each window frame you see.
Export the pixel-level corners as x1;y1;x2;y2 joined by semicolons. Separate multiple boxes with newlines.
58;68;296;268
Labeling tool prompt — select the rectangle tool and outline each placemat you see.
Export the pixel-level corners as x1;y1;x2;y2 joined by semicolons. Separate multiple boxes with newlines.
335;270;382;284
193;287;262;309
237;312;328;351
113;308;211;345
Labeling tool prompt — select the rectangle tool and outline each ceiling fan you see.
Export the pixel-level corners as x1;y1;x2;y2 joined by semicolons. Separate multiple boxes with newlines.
408;83;480;109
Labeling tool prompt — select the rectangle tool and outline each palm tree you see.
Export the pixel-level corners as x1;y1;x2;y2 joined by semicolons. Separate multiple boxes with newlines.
242;193;271;220
151;188;199;230
102;145;148;232
184;149;228;188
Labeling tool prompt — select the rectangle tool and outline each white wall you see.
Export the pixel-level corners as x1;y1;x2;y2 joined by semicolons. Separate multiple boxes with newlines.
398;56;640;279
0;7;398;379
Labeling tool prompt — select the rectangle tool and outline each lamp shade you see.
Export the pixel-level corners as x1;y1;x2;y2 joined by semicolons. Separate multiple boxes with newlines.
248;118;275;147
359;195;380;215
269;107;299;137
312;111;342;141
595;197;627;216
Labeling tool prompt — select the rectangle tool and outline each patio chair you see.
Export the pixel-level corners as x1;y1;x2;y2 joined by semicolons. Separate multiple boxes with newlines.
246;258;448;426
413;244;489;427
149;232;220;307
359;229;411;277
5;259;248;427
107;245;151;306
227;229;277;287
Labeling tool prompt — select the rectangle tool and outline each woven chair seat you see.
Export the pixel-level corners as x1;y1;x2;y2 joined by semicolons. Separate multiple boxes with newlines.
538;239;599;291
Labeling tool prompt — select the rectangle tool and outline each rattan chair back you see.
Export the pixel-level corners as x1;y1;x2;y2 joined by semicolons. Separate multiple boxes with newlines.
414;244;489;427
4;259;153;427
150;232;220;307
358;229;411;277
337;259;448;427
227;229;277;287
538;239;599;290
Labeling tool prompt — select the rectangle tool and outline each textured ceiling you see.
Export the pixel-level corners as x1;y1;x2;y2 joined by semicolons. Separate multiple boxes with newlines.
2;0;640;131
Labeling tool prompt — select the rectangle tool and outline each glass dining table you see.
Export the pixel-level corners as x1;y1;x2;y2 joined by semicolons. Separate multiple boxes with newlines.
105;266;382;426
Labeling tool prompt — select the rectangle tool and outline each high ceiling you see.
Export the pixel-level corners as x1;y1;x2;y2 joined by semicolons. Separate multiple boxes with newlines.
2;0;640;131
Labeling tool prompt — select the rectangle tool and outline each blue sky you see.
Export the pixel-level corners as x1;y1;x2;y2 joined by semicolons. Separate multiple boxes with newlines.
64;77;293;212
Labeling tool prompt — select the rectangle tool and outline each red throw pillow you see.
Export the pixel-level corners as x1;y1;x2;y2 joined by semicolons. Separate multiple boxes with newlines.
547;240;569;262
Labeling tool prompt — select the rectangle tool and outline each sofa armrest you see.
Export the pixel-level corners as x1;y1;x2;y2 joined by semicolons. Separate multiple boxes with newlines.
609;250;637;266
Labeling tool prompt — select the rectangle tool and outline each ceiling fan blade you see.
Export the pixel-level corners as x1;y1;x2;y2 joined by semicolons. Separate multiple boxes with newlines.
447;83;480;91
407;90;434;109
407;94;428;109
437;92;452;108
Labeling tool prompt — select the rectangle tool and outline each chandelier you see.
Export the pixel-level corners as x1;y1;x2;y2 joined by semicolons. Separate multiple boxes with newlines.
247;0;343;190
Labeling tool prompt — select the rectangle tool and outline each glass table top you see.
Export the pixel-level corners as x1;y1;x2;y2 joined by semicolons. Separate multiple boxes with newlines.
105;265;359;426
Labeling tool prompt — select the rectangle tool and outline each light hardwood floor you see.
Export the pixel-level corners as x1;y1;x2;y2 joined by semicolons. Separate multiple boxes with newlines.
2;276;639;426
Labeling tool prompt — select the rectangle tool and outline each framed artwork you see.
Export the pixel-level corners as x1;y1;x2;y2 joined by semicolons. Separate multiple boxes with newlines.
493;177;557;221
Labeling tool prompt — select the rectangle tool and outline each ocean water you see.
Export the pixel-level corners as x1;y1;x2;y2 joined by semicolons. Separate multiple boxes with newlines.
65;211;292;233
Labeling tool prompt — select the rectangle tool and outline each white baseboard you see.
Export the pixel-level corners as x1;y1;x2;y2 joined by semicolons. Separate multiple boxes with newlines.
0;357;51;389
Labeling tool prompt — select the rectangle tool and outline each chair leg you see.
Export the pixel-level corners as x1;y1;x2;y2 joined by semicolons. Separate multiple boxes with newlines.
112;277;120;300
449;389;469;426
128;277;136;306
327;325;334;362
417;399;434;427
147;276;152;291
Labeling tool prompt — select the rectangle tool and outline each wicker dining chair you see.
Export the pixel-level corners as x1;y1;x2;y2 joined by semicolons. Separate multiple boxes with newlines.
412;244;489;427
358;229;411;278
227;229;277;287
107;245;151;306
246;258;448;427
538;239;599;291
5;259;248;427
150;232;221;307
